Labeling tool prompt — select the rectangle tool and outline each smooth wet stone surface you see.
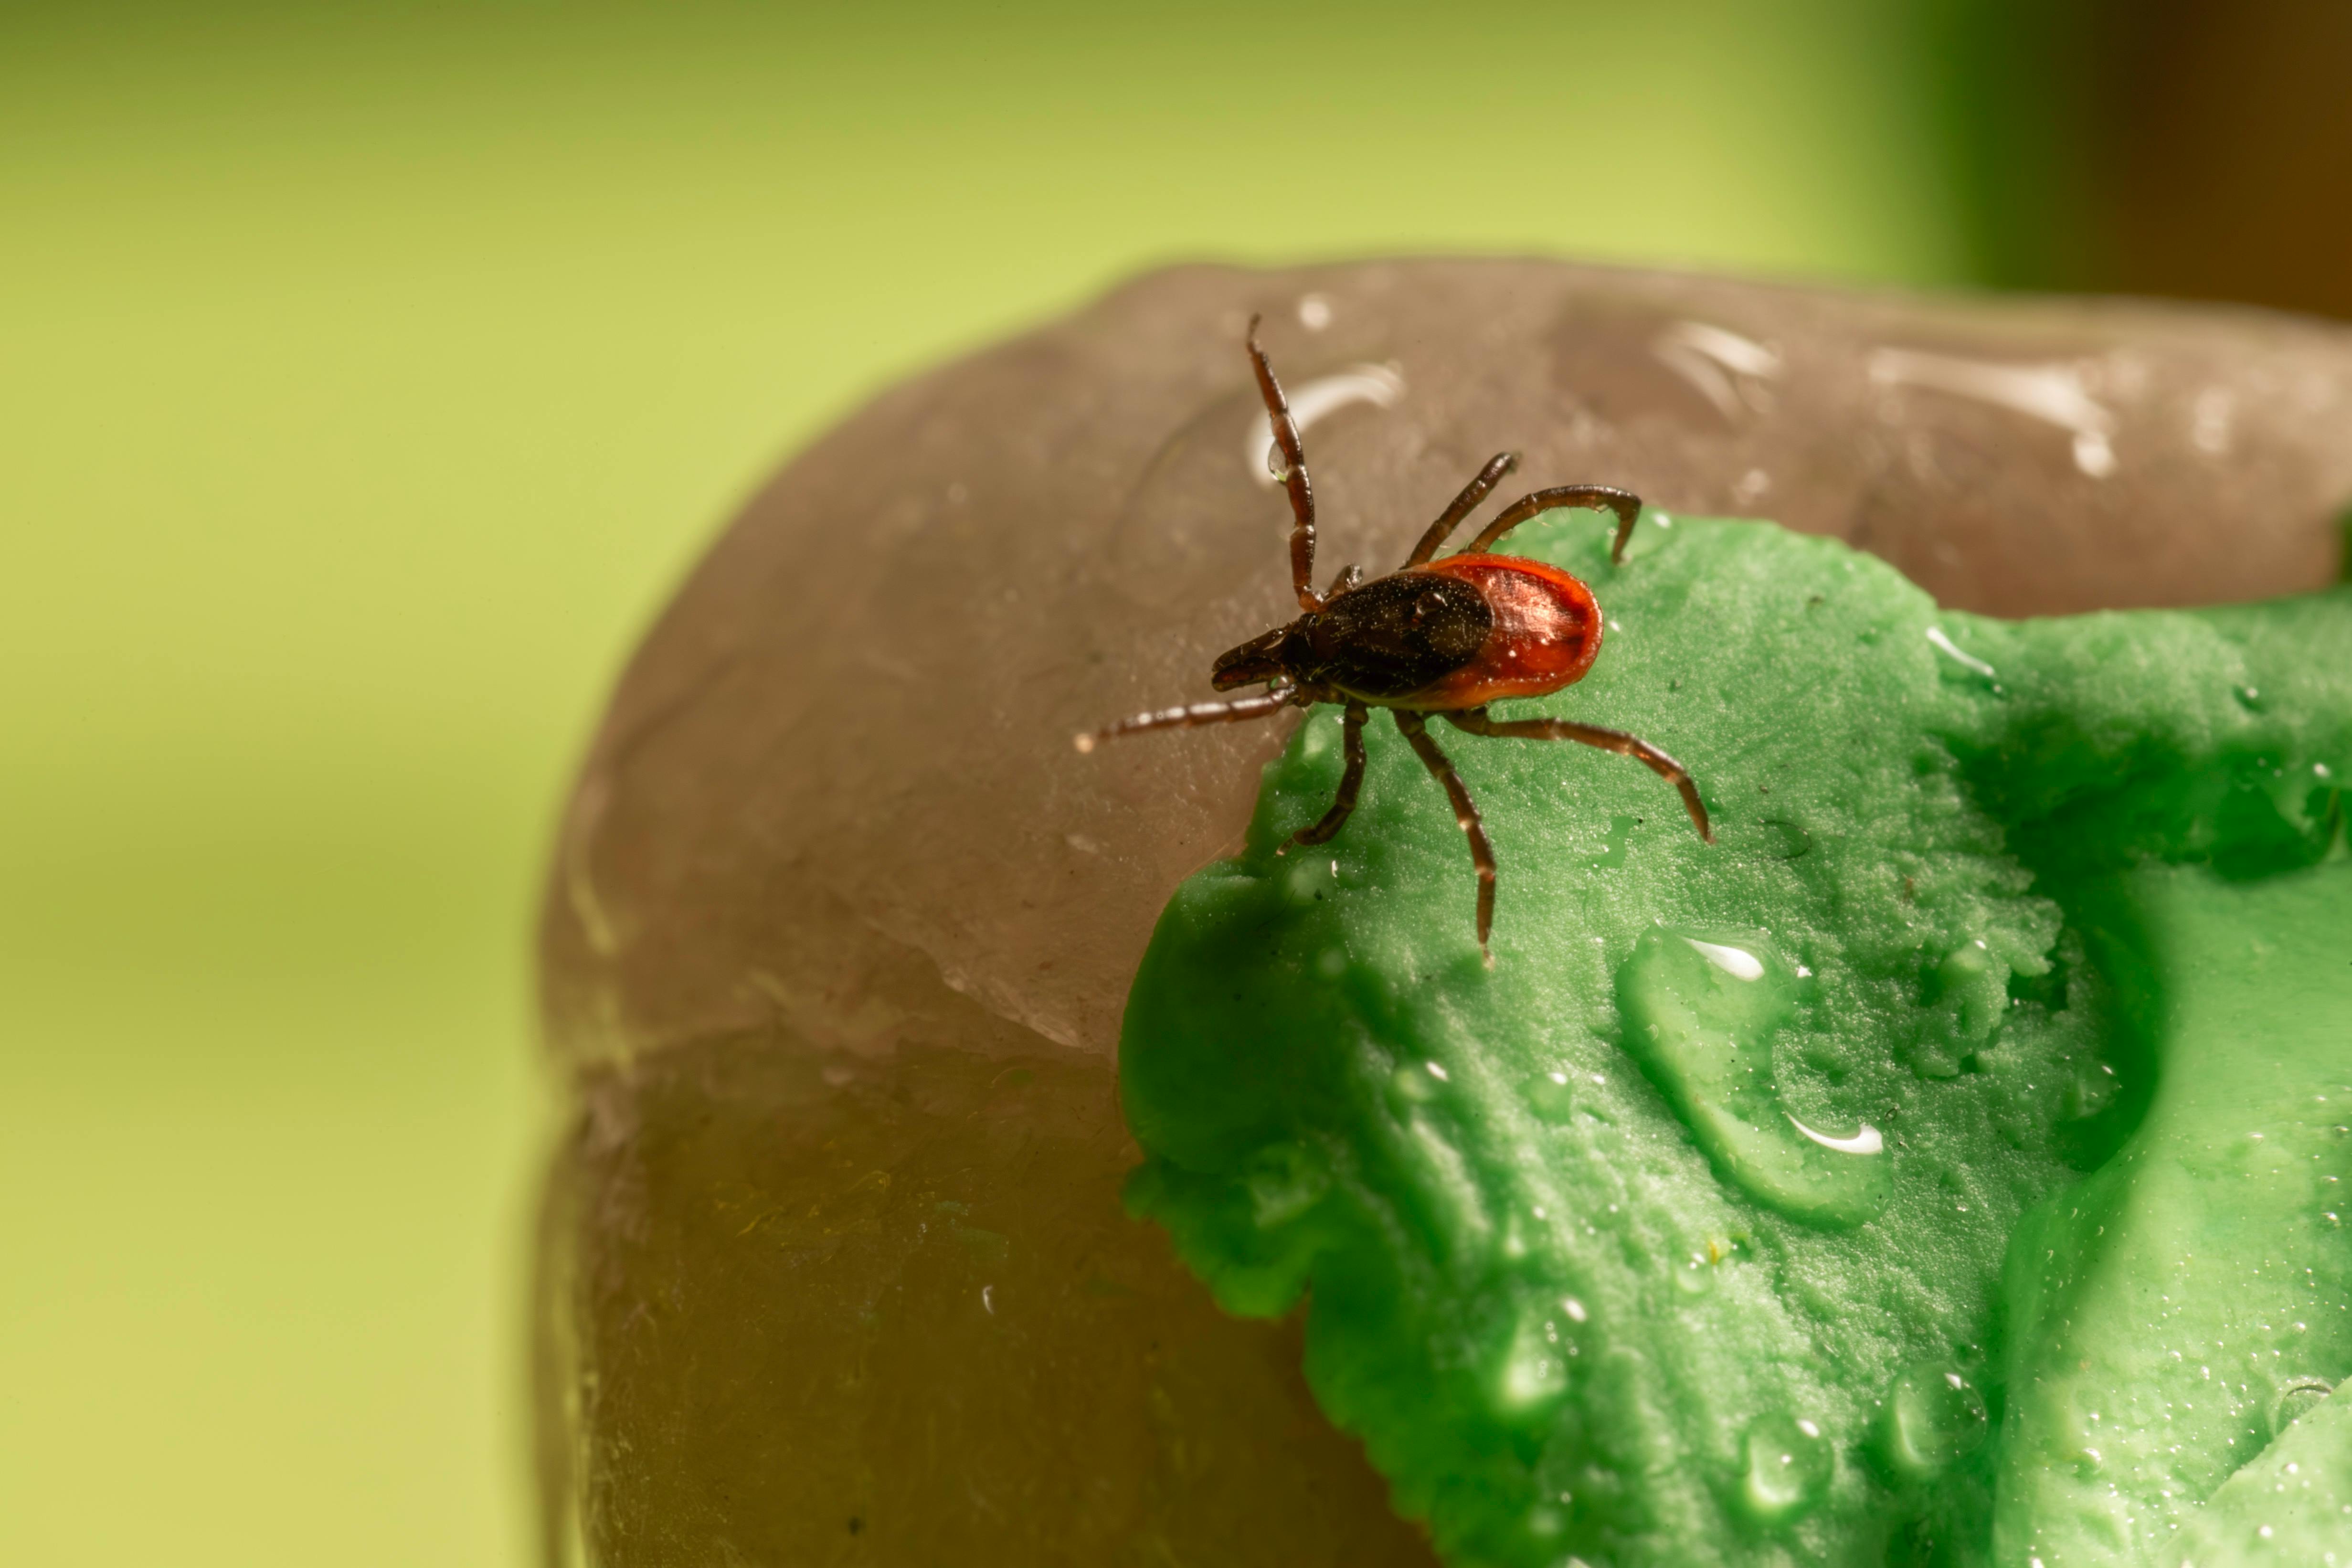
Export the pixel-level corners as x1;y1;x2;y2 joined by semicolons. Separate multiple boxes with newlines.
534;259;2352;1565
1120;515;2352;1567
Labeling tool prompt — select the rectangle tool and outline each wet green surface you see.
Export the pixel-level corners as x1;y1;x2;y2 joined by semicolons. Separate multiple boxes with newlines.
1999;861;2352;1566
1122;514;2352;1566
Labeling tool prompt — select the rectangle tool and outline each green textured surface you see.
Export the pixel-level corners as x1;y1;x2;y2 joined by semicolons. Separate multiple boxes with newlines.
1121;515;2352;1566
1999;863;2352;1566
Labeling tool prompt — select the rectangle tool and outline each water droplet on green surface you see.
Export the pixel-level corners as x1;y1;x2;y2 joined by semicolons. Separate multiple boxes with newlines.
1525;1070;1577;1122
1882;1363;1988;1479
1926;624;1996;680
1741;1411;1831;1522
1490;1305;1573;1422
1685;935;1766;981
1282;855;1335;905
1671;1252;1715;1296
2268;1376;2336;1436
1388;1060;1446;1114
1755;816;1814;860
1616;927;1890;1225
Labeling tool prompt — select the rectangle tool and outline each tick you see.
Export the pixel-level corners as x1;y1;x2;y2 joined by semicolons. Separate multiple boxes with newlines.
1078;318;1713;955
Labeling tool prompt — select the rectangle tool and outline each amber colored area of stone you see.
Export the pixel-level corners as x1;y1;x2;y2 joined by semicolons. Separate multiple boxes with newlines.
535;259;2352;1564
542;1033;1433;1566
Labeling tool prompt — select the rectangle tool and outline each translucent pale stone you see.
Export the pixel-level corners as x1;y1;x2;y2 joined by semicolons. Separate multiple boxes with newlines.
534;260;2352;1563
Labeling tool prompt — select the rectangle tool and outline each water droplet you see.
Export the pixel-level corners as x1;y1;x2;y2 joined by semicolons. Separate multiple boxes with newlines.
1882;1363;1988;1479
1388;1062;1442;1114
1282;854;1335;904
2072;428;2116;477
1616;927;1890;1225
1489;1305;1573;1422
1672;1252;1715;1296
1685;936;1765;981
1526;1070;1577;1123
1741;1411;1831;1522
2270;1376;2336;1436
1242;365;1405;485
1926;625;1996;680
2235;683;2267;714
1787;1112;1883;1155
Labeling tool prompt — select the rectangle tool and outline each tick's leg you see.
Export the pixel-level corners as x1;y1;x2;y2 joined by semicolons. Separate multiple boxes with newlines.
1074;686;1296;752
1395;710;1497;956
1444;707;1712;842
1464;485;1643;564
1324;562;1364;598
1294;700;1369;846
1403;451;1519;568
1246;316;1322;613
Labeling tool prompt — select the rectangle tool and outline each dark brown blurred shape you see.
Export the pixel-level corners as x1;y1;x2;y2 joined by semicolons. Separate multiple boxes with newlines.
2095;2;2352;319
1942;0;2352;322
535;260;2352;1567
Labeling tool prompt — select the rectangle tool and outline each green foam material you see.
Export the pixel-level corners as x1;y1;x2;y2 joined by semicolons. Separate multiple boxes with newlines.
1118;515;2352;1567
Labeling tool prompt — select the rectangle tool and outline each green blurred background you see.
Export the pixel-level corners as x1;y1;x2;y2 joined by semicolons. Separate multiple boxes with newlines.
2;4;2344;1564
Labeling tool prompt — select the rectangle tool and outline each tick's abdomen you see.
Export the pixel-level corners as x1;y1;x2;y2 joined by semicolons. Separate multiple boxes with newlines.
1390;554;1602;709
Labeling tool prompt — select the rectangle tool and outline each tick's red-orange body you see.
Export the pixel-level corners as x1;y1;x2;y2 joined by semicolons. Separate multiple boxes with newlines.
1401;555;1602;708
1078;318;1712;954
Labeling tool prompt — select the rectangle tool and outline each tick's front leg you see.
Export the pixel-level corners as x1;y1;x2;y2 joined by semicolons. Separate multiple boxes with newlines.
1245;317;1323;613
1073;685;1296;751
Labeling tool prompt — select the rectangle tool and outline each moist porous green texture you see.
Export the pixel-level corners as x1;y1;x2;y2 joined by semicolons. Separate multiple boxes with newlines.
1119;515;2352;1567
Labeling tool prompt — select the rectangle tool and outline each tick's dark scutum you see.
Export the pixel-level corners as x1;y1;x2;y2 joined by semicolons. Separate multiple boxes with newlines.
1299;572;1492;699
